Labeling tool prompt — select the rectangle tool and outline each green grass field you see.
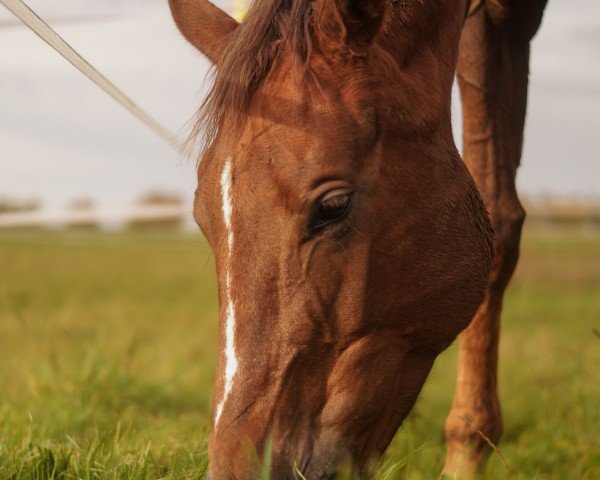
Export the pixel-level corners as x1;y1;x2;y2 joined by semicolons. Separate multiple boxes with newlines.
0;227;598;479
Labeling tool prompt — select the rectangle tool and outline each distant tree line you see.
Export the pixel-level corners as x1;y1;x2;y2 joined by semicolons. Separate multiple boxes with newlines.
0;190;186;231
0;197;40;214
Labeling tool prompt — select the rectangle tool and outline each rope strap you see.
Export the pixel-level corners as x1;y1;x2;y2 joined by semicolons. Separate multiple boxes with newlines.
0;0;180;150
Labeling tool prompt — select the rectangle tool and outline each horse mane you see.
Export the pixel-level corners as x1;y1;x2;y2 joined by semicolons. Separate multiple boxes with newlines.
194;0;315;148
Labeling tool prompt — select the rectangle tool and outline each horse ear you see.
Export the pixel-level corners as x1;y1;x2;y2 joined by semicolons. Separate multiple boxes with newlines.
169;0;239;64
313;0;386;54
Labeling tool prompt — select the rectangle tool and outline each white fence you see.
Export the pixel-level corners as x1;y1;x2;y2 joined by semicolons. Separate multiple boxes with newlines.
0;205;191;229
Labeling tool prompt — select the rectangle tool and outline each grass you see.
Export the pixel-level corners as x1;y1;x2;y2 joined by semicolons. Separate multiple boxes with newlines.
0;227;598;479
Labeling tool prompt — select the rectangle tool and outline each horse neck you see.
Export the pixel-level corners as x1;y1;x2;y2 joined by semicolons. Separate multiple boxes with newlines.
378;1;466;76
368;2;467;137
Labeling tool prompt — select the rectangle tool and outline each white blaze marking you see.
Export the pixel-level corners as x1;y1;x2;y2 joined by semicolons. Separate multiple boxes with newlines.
214;158;239;428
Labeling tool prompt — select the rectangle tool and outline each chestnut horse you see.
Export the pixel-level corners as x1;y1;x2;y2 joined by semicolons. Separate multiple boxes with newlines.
169;0;547;478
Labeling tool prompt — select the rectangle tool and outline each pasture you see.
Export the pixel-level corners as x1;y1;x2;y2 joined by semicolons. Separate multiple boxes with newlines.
0;227;598;479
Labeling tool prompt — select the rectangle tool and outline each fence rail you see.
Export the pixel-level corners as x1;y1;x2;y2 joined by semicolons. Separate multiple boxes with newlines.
0;206;190;228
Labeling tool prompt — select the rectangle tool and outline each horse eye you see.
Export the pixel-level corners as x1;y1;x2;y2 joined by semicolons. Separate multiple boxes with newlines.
313;191;352;231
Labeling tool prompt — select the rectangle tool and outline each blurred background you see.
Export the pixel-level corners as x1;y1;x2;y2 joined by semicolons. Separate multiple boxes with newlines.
0;1;598;478
1;0;599;226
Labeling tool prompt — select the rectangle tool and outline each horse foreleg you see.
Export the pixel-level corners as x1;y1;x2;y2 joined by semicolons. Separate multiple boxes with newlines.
442;1;547;477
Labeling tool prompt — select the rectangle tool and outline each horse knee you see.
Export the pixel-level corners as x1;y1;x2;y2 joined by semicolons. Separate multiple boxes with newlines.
488;198;525;291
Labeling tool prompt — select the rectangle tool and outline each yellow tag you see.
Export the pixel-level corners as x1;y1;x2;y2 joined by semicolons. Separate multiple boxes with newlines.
232;0;249;21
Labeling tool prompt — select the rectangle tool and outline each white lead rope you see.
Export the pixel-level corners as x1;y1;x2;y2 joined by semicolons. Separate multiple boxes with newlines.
1;0;180;150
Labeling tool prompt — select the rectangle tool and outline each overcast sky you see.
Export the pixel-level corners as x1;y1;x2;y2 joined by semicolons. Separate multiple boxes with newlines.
0;0;598;211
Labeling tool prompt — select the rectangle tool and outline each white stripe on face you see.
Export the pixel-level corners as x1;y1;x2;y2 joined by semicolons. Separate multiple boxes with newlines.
214;158;239;428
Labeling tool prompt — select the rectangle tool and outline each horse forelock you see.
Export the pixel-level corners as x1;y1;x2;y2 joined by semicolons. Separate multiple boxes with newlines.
191;0;316;149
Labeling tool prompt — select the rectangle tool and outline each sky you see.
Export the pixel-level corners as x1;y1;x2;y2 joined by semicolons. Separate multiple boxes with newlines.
0;0;599;212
